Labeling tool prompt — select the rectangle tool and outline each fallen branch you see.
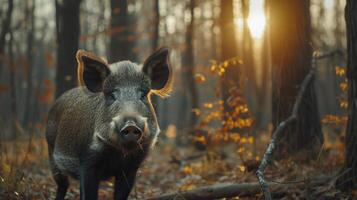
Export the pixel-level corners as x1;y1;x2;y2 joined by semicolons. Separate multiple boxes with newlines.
146;175;333;200
147;182;261;200
170;153;205;166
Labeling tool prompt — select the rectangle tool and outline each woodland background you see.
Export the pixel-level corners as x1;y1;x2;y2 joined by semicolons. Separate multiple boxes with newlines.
1;0;357;199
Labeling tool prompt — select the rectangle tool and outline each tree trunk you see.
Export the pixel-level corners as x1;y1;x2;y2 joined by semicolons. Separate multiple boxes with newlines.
241;0;256;98
336;0;357;191
110;0;135;62
0;0;13;120
241;0;261;130
150;0;160;111
219;0;239;131
255;0;271;129
8;31;17;138
152;0;160;52
55;0;82;97
270;0;322;155
0;0;14;72
181;0;198;130
23;0;35;129
334;1;344;50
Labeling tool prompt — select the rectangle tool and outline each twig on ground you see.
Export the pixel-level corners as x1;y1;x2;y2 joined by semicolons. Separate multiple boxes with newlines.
256;59;315;200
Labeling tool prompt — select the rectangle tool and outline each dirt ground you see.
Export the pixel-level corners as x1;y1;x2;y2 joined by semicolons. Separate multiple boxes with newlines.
0;130;353;200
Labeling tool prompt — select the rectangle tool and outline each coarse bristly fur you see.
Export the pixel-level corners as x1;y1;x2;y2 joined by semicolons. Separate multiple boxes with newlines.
46;47;172;200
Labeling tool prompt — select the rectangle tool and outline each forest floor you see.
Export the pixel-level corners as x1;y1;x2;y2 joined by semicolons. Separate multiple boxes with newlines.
0;128;354;200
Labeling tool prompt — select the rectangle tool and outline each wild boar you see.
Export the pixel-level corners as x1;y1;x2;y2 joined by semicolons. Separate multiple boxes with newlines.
46;48;172;200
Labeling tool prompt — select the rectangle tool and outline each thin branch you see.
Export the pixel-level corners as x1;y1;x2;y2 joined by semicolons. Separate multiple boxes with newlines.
314;49;344;60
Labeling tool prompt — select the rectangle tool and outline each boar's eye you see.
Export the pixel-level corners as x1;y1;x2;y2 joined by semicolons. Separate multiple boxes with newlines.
105;91;116;105
140;88;149;101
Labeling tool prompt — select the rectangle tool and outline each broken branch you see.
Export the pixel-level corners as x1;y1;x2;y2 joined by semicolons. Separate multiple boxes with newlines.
146;175;333;200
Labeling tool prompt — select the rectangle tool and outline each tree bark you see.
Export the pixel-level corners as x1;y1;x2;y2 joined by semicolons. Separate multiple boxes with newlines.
270;0;322;155
336;0;357;191
181;0;198;130
55;0;82;97
219;0;240;131
109;0;135;62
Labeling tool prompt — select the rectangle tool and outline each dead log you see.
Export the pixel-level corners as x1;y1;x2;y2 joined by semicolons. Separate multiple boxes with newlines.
146;175;333;200
147;182;261;200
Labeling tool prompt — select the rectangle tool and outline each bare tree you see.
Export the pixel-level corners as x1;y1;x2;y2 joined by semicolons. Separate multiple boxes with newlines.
255;0;271;129
334;0;344;50
219;0;240;130
0;0;14;71
0;0;14;122
181;0;198;130
152;0;160;52
336;0;357;190
55;0;82;97
23;0;35;129
241;0;256;100
150;0;160;111
8;31;17;138
270;0;322;155
241;0;264;130
110;0;135;62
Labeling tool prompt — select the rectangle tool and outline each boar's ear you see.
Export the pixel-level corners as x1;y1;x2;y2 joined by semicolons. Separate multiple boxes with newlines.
142;47;172;97
76;50;110;93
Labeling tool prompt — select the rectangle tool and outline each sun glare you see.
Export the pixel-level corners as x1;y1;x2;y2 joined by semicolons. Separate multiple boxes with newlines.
248;14;266;39
245;0;266;39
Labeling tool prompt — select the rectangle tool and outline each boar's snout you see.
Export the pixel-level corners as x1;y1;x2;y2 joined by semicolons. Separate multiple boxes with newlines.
113;115;147;149
119;121;143;143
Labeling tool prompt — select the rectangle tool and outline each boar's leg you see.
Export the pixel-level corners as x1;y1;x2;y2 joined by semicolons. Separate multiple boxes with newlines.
54;173;69;200
79;167;99;200
114;168;138;200
49;153;69;200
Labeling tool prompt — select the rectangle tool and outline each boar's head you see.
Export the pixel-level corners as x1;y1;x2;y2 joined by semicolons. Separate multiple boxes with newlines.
76;48;172;154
